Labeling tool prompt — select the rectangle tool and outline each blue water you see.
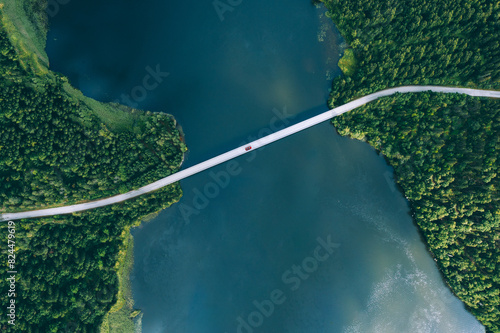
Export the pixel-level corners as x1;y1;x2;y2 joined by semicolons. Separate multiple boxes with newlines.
46;0;484;332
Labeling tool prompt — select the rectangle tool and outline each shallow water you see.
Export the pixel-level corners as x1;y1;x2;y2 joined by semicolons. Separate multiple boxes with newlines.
46;0;484;332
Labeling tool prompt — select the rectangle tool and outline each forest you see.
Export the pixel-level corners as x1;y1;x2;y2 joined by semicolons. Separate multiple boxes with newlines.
0;78;186;213
0;187;183;332
323;0;500;331
0;0;186;331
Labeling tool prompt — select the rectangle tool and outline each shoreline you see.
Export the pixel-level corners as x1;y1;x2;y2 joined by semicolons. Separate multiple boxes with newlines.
0;2;187;332
332;124;475;306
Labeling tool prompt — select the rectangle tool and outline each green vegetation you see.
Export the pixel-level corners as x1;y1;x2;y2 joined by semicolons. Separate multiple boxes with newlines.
0;2;187;215
324;0;499;106
0;189;183;332
100;233;140;333
63;83;155;133
0;1;186;332
337;48;356;76
0;72;186;213
333;92;500;329
323;0;500;331
0;0;49;74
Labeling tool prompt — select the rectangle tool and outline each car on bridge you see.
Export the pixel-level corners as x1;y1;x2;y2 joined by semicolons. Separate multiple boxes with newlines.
245;146;252;151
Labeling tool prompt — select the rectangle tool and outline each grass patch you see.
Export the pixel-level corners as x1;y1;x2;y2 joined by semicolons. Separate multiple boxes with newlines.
0;0;50;75
100;230;140;333
63;83;160;133
338;48;357;76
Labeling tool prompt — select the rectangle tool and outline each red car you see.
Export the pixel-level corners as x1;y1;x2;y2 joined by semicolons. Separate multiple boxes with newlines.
245;146;252;151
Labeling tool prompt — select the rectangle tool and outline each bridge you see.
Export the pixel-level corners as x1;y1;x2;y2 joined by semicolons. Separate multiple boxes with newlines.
1;85;499;221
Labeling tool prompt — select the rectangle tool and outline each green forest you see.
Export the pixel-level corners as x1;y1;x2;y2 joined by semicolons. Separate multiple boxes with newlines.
0;0;186;331
323;0;499;331
0;77;186;212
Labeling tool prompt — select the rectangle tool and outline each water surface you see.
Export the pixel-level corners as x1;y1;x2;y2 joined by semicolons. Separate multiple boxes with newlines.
47;0;484;332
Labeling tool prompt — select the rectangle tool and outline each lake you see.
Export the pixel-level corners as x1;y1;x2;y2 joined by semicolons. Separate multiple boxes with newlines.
46;0;484;332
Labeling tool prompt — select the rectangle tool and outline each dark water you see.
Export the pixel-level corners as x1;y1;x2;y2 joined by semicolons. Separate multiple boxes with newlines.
46;0;484;332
